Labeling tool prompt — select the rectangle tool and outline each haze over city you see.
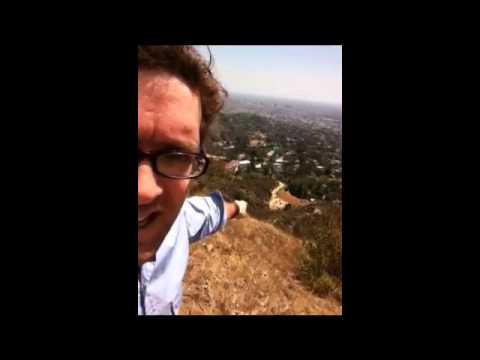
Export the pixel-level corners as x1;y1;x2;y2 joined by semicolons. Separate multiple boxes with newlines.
196;45;342;106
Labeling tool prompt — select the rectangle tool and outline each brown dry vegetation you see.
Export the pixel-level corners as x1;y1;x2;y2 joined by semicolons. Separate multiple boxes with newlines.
180;216;342;315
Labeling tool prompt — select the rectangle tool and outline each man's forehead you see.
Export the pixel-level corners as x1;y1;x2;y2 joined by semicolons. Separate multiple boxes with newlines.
138;70;198;100
138;72;201;152
138;121;199;152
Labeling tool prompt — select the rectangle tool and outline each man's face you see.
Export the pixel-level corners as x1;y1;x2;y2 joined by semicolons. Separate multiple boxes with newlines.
138;70;201;263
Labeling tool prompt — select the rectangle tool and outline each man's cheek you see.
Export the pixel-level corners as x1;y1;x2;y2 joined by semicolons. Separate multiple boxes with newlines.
165;181;190;207
176;180;191;197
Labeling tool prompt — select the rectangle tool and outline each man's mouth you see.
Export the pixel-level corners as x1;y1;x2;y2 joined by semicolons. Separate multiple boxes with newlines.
138;212;160;230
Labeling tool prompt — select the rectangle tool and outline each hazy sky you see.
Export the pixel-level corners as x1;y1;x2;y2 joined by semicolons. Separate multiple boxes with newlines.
196;45;342;105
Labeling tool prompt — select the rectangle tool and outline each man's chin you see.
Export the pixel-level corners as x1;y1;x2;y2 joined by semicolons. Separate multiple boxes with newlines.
138;223;164;246
138;228;164;265
138;216;172;256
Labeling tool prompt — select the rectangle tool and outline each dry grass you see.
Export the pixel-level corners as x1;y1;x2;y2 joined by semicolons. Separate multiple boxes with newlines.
180;217;342;315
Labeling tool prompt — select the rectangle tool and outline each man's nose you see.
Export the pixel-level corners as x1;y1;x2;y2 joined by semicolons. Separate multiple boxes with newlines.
138;163;163;205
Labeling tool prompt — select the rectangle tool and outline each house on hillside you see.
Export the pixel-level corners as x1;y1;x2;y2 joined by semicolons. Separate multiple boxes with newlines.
248;131;267;147
273;163;283;173
273;156;289;172
238;160;251;171
225;160;239;174
206;154;227;161
316;165;326;174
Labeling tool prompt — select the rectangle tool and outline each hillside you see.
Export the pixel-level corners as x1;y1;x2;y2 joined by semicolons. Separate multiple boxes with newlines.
181;107;342;315
180;216;342;315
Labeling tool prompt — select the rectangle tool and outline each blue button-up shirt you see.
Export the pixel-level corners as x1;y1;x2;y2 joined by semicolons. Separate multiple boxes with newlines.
138;191;227;315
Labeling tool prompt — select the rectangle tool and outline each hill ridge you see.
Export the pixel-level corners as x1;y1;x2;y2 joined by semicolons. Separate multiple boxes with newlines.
180;216;342;315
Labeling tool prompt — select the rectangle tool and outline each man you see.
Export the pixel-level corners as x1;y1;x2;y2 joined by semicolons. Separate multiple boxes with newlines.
138;45;247;315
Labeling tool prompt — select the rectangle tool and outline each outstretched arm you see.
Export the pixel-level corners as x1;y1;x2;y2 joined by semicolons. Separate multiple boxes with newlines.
225;201;238;220
225;200;248;220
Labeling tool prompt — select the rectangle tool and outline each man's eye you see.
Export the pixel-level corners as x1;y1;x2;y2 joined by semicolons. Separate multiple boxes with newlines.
164;153;191;165
156;153;191;167
155;153;194;176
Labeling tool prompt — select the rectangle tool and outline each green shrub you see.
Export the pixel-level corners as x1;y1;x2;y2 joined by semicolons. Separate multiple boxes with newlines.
311;273;337;296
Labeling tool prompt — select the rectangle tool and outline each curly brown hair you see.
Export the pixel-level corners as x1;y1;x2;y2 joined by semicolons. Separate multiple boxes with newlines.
138;45;228;143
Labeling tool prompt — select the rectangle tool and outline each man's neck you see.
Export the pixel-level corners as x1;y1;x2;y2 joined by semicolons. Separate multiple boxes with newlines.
138;241;161;266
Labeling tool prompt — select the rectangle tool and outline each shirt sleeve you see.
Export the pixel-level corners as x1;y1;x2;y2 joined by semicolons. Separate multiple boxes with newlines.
183;191;228;244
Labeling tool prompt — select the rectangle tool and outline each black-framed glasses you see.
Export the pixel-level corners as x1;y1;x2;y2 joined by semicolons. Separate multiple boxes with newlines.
138;149;209;179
